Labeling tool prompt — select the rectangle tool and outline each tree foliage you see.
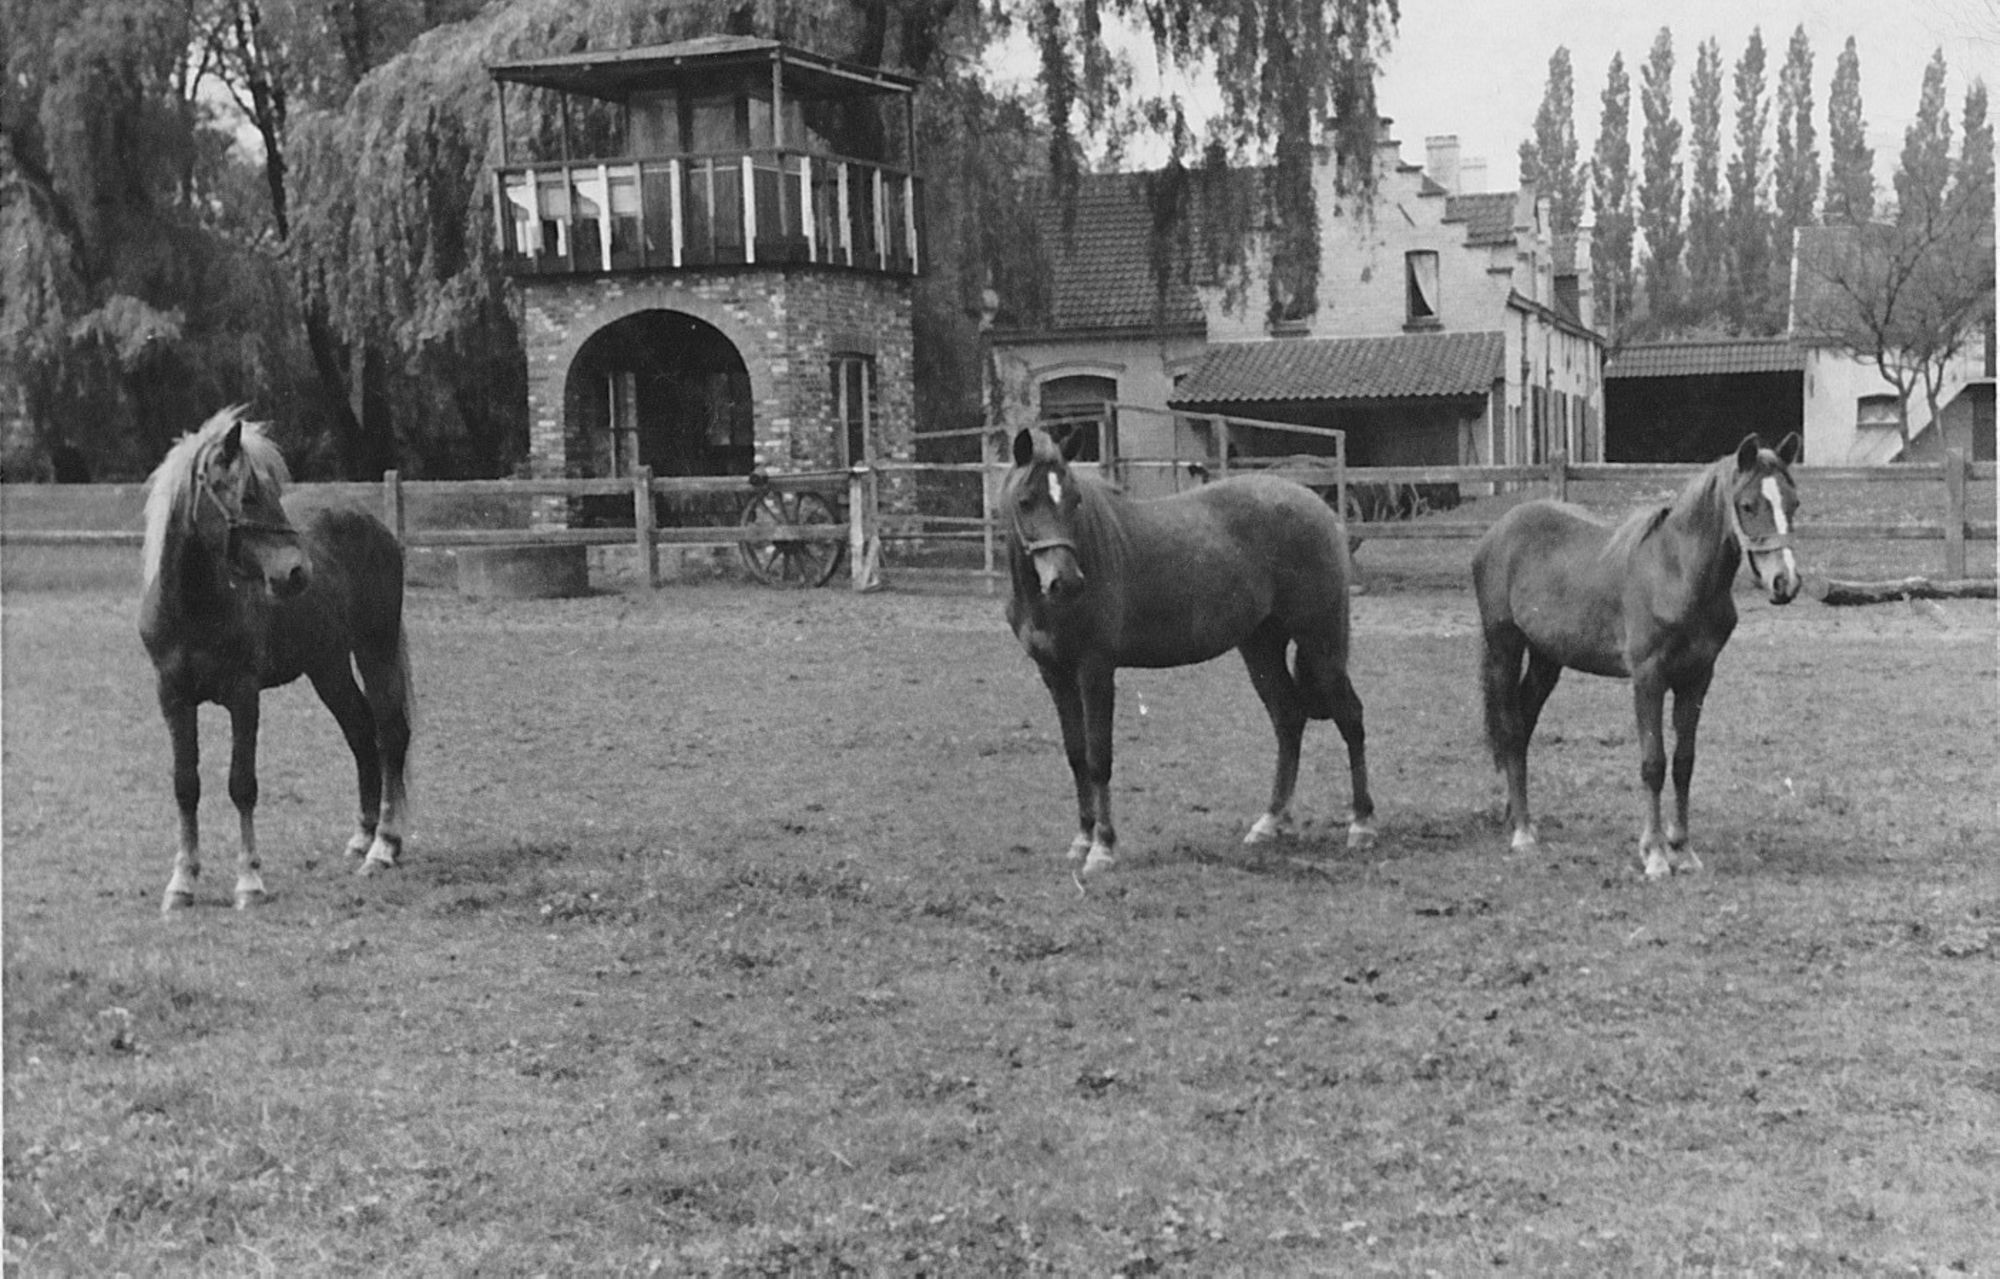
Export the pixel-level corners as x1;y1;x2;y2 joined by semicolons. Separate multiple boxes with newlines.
1684;38;1725;314
1771;26;1817;286
1637;28;1684;318
1894;50;1953;230
1519;47;1582;234
1025;0;1399;326
1589;52;1635;335
1725;28;1770;331
1824;36;1873;225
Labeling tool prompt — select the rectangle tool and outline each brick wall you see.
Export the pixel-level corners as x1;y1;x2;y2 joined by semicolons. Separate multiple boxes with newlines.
516;268;914;480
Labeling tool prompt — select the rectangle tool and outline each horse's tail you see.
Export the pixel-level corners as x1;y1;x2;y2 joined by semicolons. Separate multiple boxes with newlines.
1472;537;1521;770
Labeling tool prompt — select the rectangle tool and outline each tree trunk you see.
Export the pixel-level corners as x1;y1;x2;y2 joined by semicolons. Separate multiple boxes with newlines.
1807;575;1997;604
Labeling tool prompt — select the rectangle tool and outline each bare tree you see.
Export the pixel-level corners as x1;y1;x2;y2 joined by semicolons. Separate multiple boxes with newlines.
1793;209;1995;457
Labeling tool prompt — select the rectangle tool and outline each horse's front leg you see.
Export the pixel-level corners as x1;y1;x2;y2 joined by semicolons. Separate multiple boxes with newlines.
1036;661;1096;867
225;685;268;909
1665;670;1714;874
160;693;202;912
1632;674;1673;881
1077;659;1119;874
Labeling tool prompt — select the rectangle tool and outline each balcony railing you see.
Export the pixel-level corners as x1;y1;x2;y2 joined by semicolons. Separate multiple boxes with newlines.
493;151;921;277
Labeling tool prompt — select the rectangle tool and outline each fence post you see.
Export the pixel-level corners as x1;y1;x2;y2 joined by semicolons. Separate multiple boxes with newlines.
1943;449;1968;579
1211;416;1230;479
632;465;658;588
849;466;881;592
382;470;405;545
1547;450;1568;503
981;431;999;595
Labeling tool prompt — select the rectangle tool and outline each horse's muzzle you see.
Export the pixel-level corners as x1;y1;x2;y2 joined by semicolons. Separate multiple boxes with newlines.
1032;546;1086;601
1748;547;1799;605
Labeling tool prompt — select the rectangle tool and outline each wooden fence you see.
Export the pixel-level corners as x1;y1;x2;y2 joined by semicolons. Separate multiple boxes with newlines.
3;451;1991;589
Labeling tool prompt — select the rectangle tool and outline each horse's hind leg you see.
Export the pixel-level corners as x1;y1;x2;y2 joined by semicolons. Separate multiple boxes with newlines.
160;694;202;912
309;663;396;875
1291;634;1375;848
1480;624;1538;851
356;638;413;872
1239;623;1306;845
224;685;268;909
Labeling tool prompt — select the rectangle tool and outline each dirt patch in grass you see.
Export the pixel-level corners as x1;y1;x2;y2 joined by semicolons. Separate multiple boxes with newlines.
4;573;1996;1274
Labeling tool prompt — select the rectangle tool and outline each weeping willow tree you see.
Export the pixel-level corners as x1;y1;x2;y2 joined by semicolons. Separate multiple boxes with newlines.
287;0;1396;473
1020;0;1399;325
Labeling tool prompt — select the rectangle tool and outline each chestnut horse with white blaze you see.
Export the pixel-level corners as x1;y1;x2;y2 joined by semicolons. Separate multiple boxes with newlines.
1002;426;1374;874
1473;433;1802;879
140;408;413;911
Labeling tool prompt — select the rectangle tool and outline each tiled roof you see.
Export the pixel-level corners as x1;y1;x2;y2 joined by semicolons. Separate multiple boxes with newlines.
1605;338;1806;379
1443;192;1517;246
1170;331;1505;405
1038;173;1211;332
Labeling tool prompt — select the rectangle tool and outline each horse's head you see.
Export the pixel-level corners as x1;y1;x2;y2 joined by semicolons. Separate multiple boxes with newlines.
1006;427;1088;602
193;415;310;599
1726;433;1802;605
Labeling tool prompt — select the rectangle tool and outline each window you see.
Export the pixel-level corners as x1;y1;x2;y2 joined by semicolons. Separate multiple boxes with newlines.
1037;375;1118;463
832;355;875;467
1405;250;1440;327
1857;394;1900;431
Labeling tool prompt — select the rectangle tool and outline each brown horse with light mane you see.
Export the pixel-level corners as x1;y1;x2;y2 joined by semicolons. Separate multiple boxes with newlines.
140;408;412;911
1003;426;1374;874
1473;434;1802;879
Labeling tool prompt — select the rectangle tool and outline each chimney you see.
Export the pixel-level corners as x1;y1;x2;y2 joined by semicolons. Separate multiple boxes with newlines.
1425;135;1461;193
1460;157;1488;193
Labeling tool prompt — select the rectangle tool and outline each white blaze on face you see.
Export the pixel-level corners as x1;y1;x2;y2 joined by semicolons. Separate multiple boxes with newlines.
1048;473;1063;507
1761;475;1796;580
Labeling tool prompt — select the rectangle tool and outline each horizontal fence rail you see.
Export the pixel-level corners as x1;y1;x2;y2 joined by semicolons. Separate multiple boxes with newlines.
4;453;1992;586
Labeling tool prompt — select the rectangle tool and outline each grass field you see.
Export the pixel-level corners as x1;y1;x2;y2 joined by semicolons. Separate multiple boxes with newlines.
4;533;1997;1275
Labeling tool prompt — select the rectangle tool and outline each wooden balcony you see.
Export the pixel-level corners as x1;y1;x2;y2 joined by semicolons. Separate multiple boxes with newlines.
493;150;921;277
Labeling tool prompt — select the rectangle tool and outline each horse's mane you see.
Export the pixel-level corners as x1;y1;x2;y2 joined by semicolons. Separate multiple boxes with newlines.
142;406;289;589
1601;455;1731;562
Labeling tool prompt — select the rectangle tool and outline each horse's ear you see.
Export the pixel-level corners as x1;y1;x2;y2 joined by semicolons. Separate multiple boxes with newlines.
217;419;244;468
1735;435;1762;471
1775;432;1802;466
1012;429;1036;468
1058;426;1087;463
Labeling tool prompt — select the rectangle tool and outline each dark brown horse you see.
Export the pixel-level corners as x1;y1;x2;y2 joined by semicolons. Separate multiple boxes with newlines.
1003;427;1374;874
140;408;412;911
1473;434;1801;879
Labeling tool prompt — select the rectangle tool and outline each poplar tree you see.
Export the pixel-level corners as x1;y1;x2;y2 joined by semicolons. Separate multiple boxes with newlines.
1519;46;1583;233
1590;52;1636;334
1726;28;1771;329
1772;24;1818;290
1948;80;1993;236
1685;38;1726;314
1894;49;1953;231
1637;27;1684;318
1824;36;1873;224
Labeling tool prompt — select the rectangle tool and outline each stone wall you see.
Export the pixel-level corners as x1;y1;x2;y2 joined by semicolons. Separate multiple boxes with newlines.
516;268;915;479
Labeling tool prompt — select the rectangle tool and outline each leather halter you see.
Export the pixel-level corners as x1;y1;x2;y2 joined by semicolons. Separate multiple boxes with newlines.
1725;476;1794;558
197;469;299;573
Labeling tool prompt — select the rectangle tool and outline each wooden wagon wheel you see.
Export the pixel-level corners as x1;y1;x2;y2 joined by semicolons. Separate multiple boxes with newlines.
737;489;846;587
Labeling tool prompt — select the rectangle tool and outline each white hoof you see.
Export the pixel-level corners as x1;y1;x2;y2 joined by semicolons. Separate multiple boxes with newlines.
1674;846;1704;874
345;830;373;859
1346;820;1377;851
162;888;195;914
1066;832;1094;863
1642;848;1673;881
358;837;401;877
1244;812;1290;845
234;887;268;910
1081;844;1117;875
1509;826;1539;853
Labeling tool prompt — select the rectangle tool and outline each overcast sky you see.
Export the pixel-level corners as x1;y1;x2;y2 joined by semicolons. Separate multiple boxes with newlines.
1378;0;1996;194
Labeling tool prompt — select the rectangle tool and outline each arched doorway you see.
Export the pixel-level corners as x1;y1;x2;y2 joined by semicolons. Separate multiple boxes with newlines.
567;310;754;480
